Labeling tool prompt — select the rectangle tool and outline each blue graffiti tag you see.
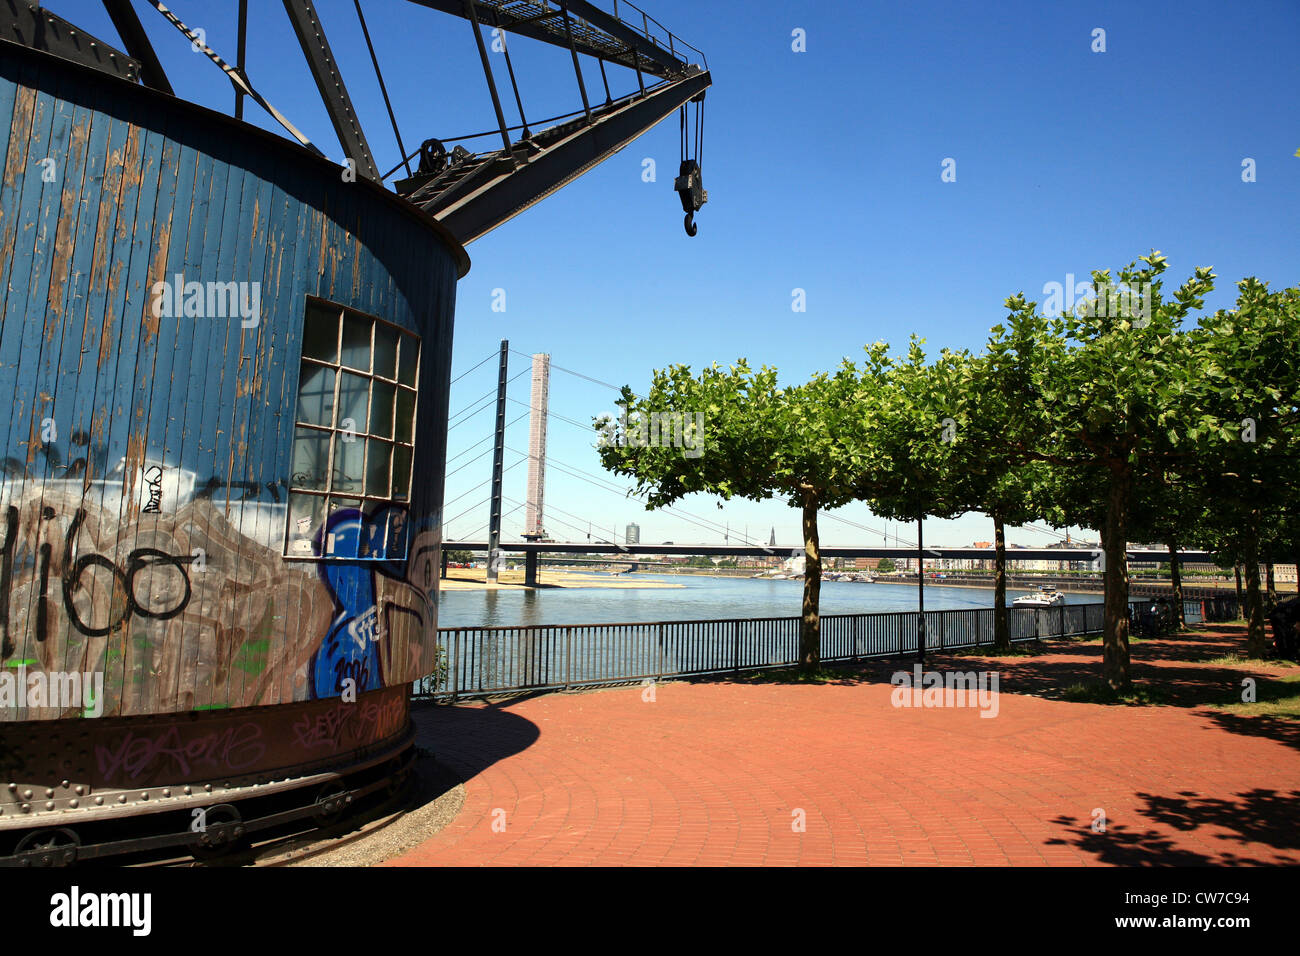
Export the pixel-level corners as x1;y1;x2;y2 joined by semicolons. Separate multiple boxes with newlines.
309;505;412;699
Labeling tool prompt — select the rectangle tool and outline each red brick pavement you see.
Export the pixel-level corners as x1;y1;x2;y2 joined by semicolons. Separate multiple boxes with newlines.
385;627;1300;866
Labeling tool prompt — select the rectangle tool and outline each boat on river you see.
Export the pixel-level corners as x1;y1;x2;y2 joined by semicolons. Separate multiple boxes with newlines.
1013;586;1065;608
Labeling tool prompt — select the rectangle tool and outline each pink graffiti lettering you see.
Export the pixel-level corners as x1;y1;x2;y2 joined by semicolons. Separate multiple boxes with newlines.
95;722;266;784
291;695;406;752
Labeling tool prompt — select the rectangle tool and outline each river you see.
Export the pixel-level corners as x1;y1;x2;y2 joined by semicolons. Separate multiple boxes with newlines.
435;573;1102;629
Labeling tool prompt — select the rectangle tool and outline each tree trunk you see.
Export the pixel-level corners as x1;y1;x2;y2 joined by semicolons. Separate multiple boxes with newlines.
993;514;1009;651
799;491;821;672
1243;525;1267;657
1102;469;1132;691
1266;562;1277;610
1235;563;1243;617
1167;540;1184;629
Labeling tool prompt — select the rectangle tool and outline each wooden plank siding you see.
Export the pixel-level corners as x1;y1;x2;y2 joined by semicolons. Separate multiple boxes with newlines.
0;46;464;721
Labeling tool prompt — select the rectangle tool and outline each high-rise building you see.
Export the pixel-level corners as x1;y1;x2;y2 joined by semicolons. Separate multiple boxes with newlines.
625;522;641;545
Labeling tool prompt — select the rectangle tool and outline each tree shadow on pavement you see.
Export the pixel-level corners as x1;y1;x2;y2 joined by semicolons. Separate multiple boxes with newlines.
1046;788;1300;865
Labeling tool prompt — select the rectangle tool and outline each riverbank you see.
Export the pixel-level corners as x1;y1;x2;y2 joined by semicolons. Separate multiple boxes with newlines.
892;576;1297;597
440;568;684;591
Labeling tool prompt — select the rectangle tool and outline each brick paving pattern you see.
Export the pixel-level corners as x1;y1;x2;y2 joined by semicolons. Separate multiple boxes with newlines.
386;626;1300;866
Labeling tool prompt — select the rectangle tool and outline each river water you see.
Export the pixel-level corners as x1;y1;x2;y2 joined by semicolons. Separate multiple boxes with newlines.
436;573;1102;629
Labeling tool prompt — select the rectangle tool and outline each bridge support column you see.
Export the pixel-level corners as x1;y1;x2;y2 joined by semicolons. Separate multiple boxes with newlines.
525;550;539;588
441;549;448;580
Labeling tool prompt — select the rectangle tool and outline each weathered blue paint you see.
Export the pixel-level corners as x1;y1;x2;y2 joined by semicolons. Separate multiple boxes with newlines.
0;44;467;721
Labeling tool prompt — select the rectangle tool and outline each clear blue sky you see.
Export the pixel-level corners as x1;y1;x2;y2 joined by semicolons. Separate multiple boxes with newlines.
64;0;1300;548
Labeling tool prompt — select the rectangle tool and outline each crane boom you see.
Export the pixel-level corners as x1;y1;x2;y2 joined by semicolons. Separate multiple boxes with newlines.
5;0;711;243
399;0;711;243
397;67;709;243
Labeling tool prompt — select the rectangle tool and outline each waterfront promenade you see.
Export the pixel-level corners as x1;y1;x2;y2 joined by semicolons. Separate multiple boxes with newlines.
386;625;1299;866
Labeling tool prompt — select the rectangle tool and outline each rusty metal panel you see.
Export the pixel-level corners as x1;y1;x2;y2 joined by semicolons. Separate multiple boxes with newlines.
0;46;460;728
0;683;411;829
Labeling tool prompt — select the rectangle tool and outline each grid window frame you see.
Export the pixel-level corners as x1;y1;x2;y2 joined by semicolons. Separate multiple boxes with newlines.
285;296;420;560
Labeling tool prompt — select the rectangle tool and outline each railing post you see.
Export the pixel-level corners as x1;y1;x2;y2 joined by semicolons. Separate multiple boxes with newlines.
564;626;572;690
852;615;860;661
733;620;741;674
451;628;461;703
1059;602;1066;637
657;623;665;681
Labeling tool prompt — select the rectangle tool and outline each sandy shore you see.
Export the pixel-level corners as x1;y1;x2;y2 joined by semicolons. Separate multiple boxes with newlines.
439;568;683;591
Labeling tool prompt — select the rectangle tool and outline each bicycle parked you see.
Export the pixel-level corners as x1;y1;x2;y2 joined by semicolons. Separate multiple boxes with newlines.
1130;598;1179;639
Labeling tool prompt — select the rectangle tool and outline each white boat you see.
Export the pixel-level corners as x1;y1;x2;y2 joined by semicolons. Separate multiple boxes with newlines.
1013;586;1065;608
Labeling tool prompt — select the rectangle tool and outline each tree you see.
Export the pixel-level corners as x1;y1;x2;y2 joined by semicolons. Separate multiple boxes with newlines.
596;350;896;673
1191;280;1300;655
1119;461;1214;629
982;253;1216;690
852;341;981;654
960;349;1061;649
876;556;896;574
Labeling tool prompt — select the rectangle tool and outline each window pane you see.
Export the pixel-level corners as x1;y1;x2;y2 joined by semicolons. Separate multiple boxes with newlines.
374;323;398;380
332;432;364;495
295;363;336;426
365;439;391;497
360;513;386;559
287;493;325;555
370;381;395;438
395;388;415;443
302;304;339;363
323;497;361;558
290;301;422;558
373;507;408;559
341;314;372;371
397;335;418;386
291;427;331;491
337;371;370;437
392;445;412;500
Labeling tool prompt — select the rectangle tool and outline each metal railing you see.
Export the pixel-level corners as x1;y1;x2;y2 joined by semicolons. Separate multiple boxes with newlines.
611;0;708;69
414;599;1222;701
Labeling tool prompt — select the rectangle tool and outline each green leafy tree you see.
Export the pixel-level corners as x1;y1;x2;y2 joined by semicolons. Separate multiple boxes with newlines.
960;350;1061;649
596;350;896;672
982;253;1216;689
1191;280;1300;654
852;341;977;654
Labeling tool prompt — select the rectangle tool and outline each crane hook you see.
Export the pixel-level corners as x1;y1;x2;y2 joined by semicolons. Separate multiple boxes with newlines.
674;159;706;238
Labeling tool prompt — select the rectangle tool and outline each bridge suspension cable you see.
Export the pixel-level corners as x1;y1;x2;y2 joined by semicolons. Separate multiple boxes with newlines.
446;411;529;465
448;368;530;428
508;447;766;546
442;455;526;510
509;348;639;399
450;348;503;385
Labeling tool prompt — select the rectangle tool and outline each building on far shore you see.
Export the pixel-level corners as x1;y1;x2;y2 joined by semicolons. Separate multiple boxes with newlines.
625;522;641;545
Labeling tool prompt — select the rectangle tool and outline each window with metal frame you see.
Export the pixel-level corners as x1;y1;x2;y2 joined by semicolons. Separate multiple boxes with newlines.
285;297;419;559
